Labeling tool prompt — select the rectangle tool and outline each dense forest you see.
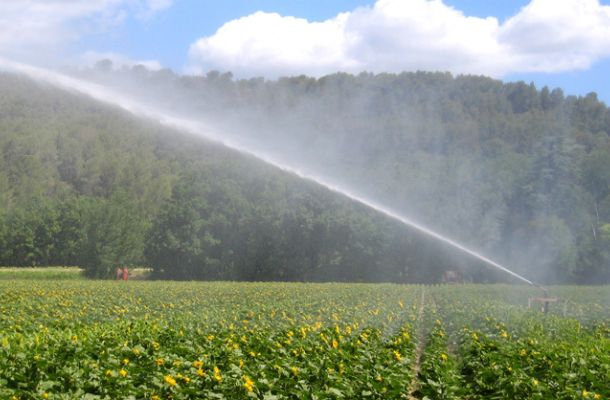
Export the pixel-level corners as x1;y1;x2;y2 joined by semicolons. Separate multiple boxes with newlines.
1;64;610;284
0;73;462;283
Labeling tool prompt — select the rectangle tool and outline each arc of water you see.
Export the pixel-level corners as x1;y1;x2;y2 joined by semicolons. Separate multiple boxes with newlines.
0;58;538;287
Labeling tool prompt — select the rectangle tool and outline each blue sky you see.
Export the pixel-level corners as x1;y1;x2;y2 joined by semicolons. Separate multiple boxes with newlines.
1;0;609;103
85;0;533;70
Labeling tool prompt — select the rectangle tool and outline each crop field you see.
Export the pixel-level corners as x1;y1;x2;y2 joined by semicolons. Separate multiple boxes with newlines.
0;268;84;281
1;281;608;399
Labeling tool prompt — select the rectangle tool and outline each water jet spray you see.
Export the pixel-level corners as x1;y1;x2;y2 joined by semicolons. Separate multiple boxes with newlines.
0;59;550;298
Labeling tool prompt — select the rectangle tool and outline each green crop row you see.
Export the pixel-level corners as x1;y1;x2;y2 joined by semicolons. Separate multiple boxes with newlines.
425;286;609;400
0;281;422;399
1;282;608;399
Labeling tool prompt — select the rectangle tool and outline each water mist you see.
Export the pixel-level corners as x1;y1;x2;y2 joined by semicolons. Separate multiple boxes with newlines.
0;58;542;288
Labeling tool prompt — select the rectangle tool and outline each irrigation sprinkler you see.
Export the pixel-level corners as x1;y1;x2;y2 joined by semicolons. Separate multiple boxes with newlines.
528;284;559;313
0;59;562;314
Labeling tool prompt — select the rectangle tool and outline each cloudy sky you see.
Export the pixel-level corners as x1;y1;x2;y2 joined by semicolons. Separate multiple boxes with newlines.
1;0;609;102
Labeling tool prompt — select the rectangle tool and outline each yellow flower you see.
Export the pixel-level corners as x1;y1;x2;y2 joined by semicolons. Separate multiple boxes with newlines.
440;353;448;362
192;360;203;368
151;396;160;400
532;379;538;387
472;332;479;341
122;358;129;365
197;368;205;377
500;331;509;339
393;350;401;361
290;366;299;376
155;358;165;366
332;339;339;349
213;366;222;382
119;369;128;377
582;390;589;398
243;375;255;392
164;375;177;387
42;393;49;399
593;393;601;400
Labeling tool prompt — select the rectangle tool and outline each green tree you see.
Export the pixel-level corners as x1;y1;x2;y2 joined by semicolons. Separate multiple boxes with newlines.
80;191;147;278
145;176;222;280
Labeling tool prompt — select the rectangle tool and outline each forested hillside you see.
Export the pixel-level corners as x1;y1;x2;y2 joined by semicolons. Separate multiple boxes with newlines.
2;65;610;284
0;73;464;282
73;64;610;284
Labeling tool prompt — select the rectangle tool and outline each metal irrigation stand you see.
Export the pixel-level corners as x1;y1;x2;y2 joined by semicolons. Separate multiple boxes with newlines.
528;284;566;314
527;284;561;314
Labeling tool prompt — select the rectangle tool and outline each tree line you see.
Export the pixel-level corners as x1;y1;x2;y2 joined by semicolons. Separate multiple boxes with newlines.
1;65;610;283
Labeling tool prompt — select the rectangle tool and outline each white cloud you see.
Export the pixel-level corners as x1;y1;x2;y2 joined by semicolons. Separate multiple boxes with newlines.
187;0;610;78
135;0;173;20
186;11;353;77
499;0;610;72
0;0;172;62
343;0;504;75
80;51;163;70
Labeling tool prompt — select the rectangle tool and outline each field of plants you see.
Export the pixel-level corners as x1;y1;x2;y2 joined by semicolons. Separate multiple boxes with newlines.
1;280;608;399
0;267;84;281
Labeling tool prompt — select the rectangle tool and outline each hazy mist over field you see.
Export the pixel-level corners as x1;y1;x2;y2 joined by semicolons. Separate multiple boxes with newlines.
59;61;607;285
1;0;610;285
